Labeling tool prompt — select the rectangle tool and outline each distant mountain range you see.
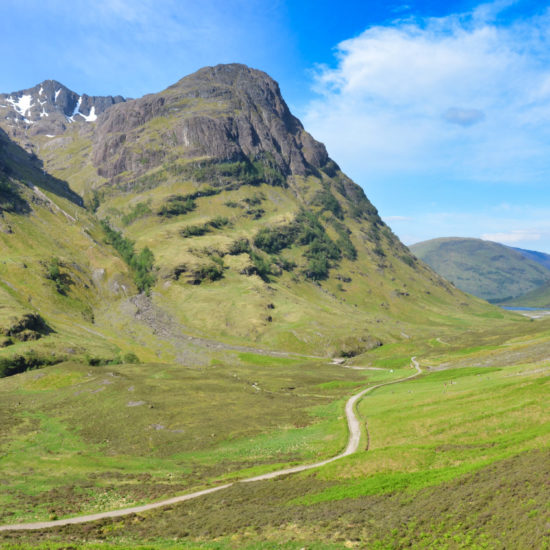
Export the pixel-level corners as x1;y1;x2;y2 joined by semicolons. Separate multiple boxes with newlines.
410;237;550;305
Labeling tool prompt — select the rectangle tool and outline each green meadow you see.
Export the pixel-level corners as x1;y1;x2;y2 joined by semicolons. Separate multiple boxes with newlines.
1;315;548;549
0;353;395;524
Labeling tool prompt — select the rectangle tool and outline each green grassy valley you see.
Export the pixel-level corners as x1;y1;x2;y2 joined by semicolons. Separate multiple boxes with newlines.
0;64;548;549
0;317;548;548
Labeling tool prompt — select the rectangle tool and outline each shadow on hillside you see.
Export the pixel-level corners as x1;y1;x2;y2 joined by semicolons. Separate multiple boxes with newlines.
0;127;83;208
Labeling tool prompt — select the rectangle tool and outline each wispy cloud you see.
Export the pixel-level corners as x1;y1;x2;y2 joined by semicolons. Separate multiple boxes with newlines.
481;230;542;243
443;107;485;127
0;0;288;97
303;3;550;187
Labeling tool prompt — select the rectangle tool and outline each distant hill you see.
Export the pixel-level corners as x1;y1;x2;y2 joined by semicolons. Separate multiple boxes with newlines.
511;246;550;271
499;281;550;308
409;237;550;302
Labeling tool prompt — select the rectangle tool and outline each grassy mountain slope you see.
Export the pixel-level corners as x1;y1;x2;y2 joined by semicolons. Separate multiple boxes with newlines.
500;281;550;307
410;237;550;302
13;64;509;356
0;128;153;370
512;246;550;271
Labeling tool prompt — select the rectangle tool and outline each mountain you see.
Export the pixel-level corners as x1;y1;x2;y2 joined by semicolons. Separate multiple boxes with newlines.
0;64;505;363
499;281;550;307
410;237;550;302
511;246;550;271
0;80;125;144
1;64;542;547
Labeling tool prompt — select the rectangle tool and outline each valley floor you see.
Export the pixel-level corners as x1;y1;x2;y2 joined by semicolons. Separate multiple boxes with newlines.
0;315;548;549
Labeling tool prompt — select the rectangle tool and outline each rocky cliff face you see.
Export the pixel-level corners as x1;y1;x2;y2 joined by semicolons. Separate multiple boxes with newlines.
92;64;329;180
0;80;125;139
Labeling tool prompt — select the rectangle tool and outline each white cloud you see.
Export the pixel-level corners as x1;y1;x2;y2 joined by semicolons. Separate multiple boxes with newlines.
481;230;542;243
443;107;485;126
303;3;550;186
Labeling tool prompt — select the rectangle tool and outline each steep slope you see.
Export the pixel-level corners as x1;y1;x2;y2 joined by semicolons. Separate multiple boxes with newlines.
410;237;550;302
0;127;145;372
1;65;510;357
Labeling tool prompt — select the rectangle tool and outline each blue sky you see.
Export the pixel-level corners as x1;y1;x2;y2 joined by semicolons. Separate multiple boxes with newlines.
2;0;550;252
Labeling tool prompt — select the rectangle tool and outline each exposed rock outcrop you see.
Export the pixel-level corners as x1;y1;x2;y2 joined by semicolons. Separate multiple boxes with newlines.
92;64;330;180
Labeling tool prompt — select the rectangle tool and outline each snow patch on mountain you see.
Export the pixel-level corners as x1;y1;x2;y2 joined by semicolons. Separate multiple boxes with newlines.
80;106;97;122
7;94;33;116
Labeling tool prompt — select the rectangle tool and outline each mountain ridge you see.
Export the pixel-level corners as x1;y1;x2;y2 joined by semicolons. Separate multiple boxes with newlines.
0;79;125;142
91;63;330;182
511;246;550;271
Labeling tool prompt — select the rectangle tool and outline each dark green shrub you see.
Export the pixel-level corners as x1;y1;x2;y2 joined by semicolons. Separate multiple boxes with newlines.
228;238;251;255
304;256;329;280
305;237;341;261
190;264;224;284
122;201;152;225
249;252;272;282
254;225;296;254
273;256;296;272
373;245;386;257
101;220;156;293
329;219;357;261
157;196;195;218
85;190;102;213
208;216;230;229
313;190;344;219
245;207;265;219
181;224;208;238
243;193;265;206
0;351;64;378
45;257;71;295
336;236;357;261
180;217;230;238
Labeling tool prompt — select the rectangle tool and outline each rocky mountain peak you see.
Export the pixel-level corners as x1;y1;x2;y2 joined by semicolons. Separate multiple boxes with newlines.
0;80;125;139
92;63;330;181
170;63;298;128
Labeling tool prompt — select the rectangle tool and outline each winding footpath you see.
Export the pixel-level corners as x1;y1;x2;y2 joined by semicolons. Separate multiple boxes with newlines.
0;358;422;532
